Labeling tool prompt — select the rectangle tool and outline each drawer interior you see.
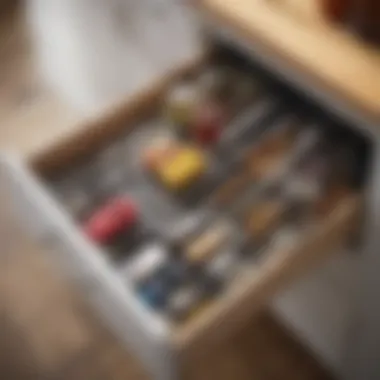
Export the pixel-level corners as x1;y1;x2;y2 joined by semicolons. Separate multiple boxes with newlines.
31;46;371;350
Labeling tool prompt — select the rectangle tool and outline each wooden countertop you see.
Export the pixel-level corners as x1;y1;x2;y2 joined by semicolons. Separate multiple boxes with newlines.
198;0;380;125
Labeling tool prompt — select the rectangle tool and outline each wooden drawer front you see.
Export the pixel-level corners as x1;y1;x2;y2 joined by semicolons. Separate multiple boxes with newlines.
175;194;359;358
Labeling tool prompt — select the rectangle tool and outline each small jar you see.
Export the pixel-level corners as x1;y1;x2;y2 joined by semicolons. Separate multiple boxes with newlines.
353;0;380;45
321;0;352;23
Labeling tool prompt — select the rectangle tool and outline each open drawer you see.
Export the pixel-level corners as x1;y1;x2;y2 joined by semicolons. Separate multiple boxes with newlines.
1;49;367;380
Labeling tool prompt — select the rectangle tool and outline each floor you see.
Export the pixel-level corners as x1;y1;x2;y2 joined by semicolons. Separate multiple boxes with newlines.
1;4;334;380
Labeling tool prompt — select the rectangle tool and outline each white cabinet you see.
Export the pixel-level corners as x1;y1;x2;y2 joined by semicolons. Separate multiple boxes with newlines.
273;251;361;374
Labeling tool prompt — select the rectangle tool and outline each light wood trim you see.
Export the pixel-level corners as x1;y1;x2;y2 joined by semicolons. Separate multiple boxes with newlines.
30;57;204;175
174;194;359;359
197;0;380;123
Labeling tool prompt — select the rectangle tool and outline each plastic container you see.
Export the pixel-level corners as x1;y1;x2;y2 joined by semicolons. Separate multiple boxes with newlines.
321;0;352;23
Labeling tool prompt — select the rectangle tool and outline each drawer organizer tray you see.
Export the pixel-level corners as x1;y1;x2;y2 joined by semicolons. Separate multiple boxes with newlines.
1;52;363;380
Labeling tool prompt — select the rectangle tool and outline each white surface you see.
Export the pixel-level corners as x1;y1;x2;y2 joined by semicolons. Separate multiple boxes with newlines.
26;0;202;114
272;251;361;375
